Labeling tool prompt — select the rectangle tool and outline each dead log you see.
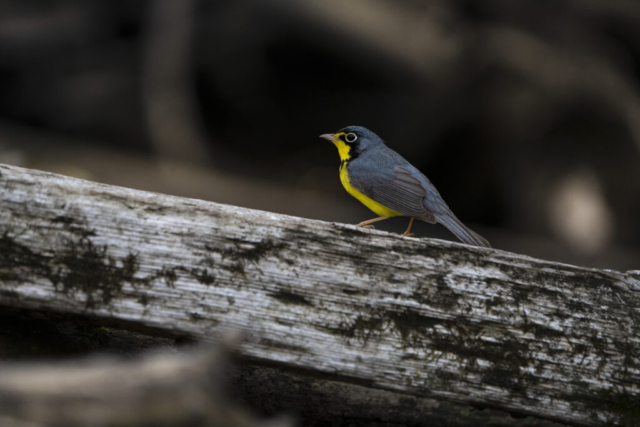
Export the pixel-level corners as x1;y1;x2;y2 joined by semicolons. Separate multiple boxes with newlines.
1;163;639;426
0;344;291;427
230;363;569;427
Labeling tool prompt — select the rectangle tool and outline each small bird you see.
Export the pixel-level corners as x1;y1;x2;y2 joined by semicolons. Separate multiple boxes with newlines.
320;126;490;247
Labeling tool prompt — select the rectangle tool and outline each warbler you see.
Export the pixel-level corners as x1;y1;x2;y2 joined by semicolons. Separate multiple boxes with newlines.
320;126;490;247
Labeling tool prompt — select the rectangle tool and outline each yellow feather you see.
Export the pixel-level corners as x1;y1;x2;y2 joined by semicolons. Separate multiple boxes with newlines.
340;163;401;217
331;133;402;218
331;133;352;162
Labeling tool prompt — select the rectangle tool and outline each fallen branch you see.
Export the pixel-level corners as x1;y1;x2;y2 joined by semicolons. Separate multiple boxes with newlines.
0;345;290;427
1;163;639;426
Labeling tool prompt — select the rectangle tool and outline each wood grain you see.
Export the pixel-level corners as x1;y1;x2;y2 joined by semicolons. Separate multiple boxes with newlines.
1;163;639;426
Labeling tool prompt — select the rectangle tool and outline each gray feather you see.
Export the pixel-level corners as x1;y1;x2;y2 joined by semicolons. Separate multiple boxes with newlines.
348;158;434;221
435;213;491;247
344;135;490;247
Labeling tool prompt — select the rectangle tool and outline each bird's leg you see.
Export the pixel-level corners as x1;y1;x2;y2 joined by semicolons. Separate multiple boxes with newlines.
403;217;415;237
356;216;388;229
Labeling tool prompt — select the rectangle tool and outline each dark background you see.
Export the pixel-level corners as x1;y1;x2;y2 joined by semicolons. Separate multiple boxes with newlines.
1;0;640;270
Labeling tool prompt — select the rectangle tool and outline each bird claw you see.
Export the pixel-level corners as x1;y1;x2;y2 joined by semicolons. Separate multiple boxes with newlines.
403;232;415;237
357;224;375;229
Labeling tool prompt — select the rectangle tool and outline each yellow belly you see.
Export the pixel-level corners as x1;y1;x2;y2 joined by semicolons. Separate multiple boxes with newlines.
340;163;402;218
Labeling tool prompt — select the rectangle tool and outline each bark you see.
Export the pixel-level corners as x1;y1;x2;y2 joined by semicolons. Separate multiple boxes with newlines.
230;363;567;427
1;163;640;426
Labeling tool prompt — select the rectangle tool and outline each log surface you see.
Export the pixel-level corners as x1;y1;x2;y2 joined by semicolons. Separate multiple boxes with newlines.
1;163;640;426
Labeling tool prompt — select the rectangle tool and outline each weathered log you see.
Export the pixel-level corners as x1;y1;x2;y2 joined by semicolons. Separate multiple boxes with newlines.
0;344;291;427
230;363;568;427
1;163;639;426
0;309;562;427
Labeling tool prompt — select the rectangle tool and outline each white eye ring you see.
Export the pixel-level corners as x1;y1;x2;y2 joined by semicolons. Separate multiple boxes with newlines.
345;133;357;143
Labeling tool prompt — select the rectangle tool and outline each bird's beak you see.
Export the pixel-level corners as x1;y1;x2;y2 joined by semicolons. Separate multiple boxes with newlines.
319;133;340;142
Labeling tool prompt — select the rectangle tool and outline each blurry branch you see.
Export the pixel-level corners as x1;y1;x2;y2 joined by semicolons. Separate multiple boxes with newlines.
265;0;464;81
0;346;291;427
482;26;640;156
572;0;640;20
1;164;640;426
268;0;640;155
143;0;212;164
0;417;46;427
0;3;89;62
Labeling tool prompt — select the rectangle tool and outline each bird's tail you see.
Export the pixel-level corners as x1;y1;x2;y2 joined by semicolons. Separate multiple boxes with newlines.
435;213;491;248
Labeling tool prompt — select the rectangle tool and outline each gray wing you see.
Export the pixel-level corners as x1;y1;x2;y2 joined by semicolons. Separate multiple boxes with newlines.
349;164;436;222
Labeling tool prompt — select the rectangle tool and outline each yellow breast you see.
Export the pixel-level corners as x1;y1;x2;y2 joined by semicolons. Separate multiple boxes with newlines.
340;162;402;218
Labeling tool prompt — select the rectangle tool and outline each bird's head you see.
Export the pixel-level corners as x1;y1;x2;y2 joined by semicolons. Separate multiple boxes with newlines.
320;126;383;161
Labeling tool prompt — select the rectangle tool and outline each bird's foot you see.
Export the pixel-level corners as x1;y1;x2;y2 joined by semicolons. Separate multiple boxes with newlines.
357;224;375;229
403;232;415;237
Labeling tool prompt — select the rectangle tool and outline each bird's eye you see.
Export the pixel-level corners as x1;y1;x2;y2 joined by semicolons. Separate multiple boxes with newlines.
345;133;358;143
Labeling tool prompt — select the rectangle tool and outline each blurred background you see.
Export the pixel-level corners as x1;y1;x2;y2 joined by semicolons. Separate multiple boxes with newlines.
1;0;640;270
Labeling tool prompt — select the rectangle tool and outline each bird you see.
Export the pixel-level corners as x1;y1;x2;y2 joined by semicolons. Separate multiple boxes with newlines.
320;126;490;248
